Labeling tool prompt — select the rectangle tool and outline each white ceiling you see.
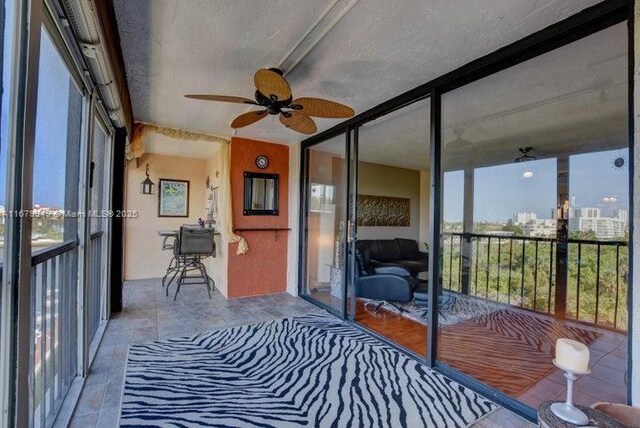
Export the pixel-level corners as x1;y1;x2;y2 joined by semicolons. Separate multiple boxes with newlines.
112;0;604;152
310;22;628;172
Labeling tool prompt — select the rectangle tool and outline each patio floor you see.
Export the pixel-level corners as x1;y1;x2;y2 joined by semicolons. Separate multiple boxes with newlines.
354;298;627;409
66;279;533;428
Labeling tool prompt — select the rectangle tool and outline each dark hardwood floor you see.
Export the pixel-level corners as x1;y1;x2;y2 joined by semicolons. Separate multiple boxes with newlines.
354;300;427;356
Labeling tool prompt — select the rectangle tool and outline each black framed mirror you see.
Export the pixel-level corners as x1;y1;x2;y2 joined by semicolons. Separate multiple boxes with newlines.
243;172;279;215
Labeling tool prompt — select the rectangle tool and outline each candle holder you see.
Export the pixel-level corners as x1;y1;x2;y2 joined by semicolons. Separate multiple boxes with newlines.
551;360;591;426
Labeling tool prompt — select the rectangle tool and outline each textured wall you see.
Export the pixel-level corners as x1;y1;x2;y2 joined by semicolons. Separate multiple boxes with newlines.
227;137;289;298
124;154;207;280
203;148;229;296
357;161;421;241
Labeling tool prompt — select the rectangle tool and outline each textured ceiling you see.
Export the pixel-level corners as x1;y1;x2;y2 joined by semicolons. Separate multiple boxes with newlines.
311;22;627;173
112;0;604;151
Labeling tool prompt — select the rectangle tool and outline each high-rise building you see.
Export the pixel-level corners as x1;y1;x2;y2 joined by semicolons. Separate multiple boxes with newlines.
514;211;537;225
615;209;628;223
575;207;601;218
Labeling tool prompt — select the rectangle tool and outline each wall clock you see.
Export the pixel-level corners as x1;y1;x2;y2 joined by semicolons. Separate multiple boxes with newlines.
255;155;269;169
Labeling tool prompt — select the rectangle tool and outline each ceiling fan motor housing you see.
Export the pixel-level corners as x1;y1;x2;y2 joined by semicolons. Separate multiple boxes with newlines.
255;90;293;114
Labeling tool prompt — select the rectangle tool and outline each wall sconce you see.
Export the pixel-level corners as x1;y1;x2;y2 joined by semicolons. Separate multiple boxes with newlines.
140;163;155;195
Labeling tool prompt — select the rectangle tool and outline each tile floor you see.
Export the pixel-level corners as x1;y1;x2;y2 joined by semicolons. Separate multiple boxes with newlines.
517;327;627;408
67;278;533;428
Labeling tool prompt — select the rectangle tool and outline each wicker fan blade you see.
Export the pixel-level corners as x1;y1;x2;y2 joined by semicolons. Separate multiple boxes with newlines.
279;111;317;134
254;69;291;101
231;110;268;128
292;97;354;118
185;94;258;104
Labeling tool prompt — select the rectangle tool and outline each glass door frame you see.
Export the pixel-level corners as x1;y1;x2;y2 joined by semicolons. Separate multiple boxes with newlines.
298;1;633;421
0;0;120;425
298;127;358;319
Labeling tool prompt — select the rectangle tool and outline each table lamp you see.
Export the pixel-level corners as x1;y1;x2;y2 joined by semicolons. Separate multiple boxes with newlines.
551;338;591;425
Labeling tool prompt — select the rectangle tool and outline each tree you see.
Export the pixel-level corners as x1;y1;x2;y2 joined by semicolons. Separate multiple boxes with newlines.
502;219;524;236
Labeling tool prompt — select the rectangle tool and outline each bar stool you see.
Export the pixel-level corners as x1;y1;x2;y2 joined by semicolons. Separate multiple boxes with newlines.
168;226;216;300
161;233;180;288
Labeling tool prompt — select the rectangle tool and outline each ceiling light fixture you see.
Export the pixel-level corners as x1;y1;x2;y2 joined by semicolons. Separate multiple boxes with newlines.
522;171;534;179
448;127;473;148
515;147;536;163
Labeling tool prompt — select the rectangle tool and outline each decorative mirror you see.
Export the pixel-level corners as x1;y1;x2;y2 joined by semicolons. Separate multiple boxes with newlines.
243;172;279;215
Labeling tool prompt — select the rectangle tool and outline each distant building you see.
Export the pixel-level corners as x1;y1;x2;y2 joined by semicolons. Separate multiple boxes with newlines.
575;207;601;218
615;209;628;223
514;211;537;225
514;211;555;237
568;207;627;240
522;219;556;238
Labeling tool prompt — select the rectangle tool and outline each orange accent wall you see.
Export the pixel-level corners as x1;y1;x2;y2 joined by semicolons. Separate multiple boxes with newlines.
227;137;289;298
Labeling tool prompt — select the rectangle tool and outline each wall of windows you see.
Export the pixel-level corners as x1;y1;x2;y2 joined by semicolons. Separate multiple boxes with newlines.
437;22;629;411
299;2;632;420
0;2;118;426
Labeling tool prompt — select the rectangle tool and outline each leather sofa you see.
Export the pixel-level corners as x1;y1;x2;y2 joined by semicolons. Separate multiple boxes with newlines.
355;238;428;276
355;245;419;302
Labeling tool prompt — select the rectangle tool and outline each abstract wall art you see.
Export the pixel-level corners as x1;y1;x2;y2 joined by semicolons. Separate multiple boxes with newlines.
357;195;410;227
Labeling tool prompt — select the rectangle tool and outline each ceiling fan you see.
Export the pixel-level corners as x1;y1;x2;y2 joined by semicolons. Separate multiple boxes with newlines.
185;68;355;135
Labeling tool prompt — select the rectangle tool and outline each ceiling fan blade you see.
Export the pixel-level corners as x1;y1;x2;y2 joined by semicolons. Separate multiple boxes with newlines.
279;111;317;135
185;94;257;105
231;110;268;128
292;97;354;118
254;69;292;101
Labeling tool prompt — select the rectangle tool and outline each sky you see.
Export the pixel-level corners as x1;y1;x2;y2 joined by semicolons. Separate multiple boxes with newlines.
1;17;74;209
443;149;629;223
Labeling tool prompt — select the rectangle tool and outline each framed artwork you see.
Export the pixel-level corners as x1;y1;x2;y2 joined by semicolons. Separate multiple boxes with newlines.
357;194;410;227
158;179;190;217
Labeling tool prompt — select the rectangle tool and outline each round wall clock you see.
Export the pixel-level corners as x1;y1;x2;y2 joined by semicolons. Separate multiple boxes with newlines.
255;155;269;169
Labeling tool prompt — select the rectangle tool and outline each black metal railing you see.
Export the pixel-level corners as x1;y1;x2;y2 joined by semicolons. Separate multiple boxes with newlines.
30;239;79;428
87;231;104;344
441;232;628;332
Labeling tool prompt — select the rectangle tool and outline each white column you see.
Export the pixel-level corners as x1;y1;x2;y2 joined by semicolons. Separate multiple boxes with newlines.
287;142;301;296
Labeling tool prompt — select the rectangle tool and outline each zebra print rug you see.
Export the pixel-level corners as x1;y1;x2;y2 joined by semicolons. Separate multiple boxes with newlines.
362;292;502;326
120;313;496;427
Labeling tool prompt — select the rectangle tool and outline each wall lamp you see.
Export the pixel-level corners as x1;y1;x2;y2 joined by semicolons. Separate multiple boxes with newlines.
141;163;155;195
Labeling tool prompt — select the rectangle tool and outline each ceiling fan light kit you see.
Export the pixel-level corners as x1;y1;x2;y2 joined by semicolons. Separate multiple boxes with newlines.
185;68;354;135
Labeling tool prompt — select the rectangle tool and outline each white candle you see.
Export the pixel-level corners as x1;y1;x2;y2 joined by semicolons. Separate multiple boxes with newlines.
556;338;590;373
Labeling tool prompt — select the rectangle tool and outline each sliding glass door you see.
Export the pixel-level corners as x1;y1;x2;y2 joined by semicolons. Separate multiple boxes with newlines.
301;132;356;316
437;22;629;410
299;4;630;419
87;115;112;354
347;99;431;354
30;27;85;427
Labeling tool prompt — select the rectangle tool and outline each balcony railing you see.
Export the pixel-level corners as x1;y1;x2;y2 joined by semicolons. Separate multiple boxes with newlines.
31;240;79;428
441;232;628;332
87;231;104;343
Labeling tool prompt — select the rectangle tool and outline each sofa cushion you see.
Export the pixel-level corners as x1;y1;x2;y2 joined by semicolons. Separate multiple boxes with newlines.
357;240;381;262
355;245;375;275
395;238;421;260
390;259;429;275
376;240;403;262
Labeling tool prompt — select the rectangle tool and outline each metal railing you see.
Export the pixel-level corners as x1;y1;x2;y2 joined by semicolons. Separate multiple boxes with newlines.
441;232;628;332
31;240;79;428
87;231;104;345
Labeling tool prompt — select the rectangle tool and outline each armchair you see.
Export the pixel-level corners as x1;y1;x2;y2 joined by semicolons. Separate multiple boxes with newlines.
355;246;415;303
